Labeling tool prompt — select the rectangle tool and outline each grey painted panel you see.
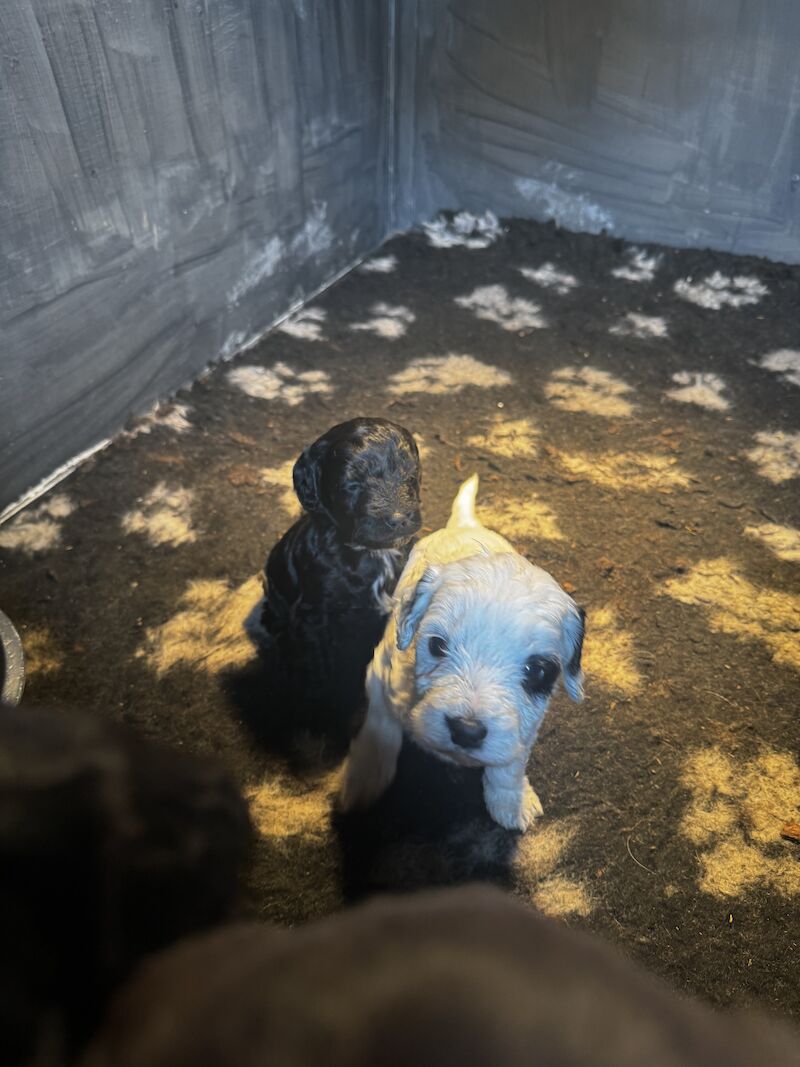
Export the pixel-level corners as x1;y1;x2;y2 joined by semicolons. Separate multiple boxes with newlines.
1;0;389;510
398;0;800;261
4;0;800;512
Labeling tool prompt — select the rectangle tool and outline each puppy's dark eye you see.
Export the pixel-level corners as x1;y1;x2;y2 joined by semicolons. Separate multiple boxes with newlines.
429;636;448;658
522;656;559;697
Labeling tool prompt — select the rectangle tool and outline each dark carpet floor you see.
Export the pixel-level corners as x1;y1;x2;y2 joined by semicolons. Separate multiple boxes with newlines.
2;216;799;1022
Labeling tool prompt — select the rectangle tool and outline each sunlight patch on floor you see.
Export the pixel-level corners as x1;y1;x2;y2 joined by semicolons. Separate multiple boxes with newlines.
680;746;800;898
545;367;634;418
228;362;333;405
455;285;546;332
674;272;767;310
514;816;592;918
519;262;578;295
261;460;302;520
137;575;262;675
21;626;63;677
388;354;512;395
609;312;668;339
467;415;540;459
478;493;564;542
583;605;642;695
350;302;415;339
246;769;341;842
423;211;502;249
746;431;800;484
611;247;661;282
126;401;192;437
359;254;398;273
661;557;800;671
666;371;730;411
278;306;327;341
744;522;800;563
121;484;196;547
556;449;691;492
0;495;74;555
758;348;800;388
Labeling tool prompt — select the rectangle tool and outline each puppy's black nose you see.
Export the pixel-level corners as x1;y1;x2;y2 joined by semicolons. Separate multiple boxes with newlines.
387;510;420;533
446;716;487;749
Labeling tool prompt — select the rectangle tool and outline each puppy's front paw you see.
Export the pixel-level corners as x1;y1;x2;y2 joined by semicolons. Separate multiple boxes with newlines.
338;754;395;813
484;777;544;832
338;703;403;814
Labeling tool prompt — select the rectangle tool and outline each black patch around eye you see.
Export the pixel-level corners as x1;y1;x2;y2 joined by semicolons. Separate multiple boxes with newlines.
522;655;559;697
429;636;448;658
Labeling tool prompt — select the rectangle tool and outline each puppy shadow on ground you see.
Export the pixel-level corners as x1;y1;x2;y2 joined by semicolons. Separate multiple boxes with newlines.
224;604;380;771
219;596;355;771
333;741;518;902
223;656;357;773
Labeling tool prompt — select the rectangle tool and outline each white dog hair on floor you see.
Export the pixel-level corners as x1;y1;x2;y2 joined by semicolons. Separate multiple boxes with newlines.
340;474;585;831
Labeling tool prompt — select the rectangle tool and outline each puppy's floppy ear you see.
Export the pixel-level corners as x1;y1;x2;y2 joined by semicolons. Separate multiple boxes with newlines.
396;566;440;651
562;605;586;702
293;439;329;513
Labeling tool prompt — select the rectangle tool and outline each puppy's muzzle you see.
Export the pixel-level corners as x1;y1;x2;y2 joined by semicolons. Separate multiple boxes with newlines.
386;509;421;537
446;716;488;750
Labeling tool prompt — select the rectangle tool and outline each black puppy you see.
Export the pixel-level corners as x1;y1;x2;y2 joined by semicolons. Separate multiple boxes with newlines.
261;418;421;738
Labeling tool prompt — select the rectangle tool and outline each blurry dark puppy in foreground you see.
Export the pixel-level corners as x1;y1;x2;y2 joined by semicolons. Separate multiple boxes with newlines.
0;704;251;1067
84;886;798;1067
261;418;421;740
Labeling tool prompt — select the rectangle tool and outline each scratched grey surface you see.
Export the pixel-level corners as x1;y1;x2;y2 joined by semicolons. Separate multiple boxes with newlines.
4;0;800;512
0;0;389;510
395;1;800;258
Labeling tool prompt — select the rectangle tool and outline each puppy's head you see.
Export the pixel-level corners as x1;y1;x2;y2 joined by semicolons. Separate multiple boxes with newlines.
293;418;421;548
395;553;584;768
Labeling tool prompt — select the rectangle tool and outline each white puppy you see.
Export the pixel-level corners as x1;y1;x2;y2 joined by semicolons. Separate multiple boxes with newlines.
340;474;585;831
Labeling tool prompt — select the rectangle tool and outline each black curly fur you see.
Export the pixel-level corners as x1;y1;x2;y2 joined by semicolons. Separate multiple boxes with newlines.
261;418;421;739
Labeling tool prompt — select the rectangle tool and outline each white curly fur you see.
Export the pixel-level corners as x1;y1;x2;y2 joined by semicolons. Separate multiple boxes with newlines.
340;475;583;831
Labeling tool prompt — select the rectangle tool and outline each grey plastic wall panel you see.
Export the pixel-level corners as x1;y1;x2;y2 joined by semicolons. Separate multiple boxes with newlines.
397;0;800;261
0;0;389;511
4;0;800;513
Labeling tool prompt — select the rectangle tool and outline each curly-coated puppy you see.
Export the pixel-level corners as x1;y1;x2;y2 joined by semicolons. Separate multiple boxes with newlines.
340;474;584;830
0;703;250;1066
261;418;421;734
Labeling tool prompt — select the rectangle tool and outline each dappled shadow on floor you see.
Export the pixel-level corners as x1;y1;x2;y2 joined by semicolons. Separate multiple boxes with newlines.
222;654;357;773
